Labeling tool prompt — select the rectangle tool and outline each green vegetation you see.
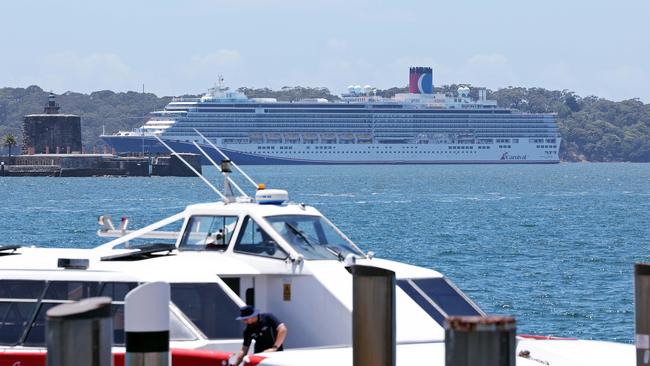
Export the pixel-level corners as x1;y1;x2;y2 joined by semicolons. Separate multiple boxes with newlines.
0;84;648;162
238;86;339;102
487;87;650;161
0;86;170;150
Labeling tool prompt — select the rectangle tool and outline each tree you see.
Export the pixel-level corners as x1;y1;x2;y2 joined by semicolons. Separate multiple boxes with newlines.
565;94;580;112
3;133;17;157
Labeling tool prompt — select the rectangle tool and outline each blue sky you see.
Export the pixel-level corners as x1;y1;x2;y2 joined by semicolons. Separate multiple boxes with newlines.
1;0;648;101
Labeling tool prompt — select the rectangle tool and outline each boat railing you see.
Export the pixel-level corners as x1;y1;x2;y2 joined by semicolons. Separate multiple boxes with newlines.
94;212;186;252
172;97;201;102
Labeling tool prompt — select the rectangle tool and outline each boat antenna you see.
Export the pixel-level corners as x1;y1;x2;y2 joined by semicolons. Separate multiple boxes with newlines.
192;128;258;188
152;134;227;200
191;140;249;198
217;75;225;90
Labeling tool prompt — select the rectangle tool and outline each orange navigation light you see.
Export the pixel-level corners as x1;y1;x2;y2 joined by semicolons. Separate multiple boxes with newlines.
258;183;266;190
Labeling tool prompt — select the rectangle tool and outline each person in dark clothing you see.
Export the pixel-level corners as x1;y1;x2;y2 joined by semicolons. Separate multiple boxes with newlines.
232;306;287;366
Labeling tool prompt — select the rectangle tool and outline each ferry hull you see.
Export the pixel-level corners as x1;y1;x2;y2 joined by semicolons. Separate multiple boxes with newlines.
101;136;560;165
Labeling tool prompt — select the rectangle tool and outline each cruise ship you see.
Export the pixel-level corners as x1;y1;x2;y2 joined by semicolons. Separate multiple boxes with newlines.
101;67;560;164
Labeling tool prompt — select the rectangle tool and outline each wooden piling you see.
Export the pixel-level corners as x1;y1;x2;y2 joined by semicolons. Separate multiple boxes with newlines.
445;316;516;366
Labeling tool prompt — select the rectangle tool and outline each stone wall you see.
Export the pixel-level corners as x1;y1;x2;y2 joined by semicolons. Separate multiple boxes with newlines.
22;114;82;154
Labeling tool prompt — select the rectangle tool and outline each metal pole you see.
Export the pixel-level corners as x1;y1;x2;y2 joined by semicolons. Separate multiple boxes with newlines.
191;141;248;197
125;282;170;366
46;297;113;366
635;263;650;365
192;128;258;188
152;134;226;200
445;316;516;366
352;265;396;366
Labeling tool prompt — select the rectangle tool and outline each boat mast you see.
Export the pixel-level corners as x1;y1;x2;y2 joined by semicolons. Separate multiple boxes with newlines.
152;134;227;200
193;128;258;188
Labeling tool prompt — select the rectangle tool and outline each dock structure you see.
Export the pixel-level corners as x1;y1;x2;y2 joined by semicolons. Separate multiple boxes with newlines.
0;153;201;177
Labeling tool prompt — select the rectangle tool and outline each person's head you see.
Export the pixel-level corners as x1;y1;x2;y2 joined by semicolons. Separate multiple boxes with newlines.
236;305;259;325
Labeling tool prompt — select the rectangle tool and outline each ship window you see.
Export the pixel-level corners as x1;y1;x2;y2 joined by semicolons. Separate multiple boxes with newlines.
0;280;142;347
397;278;483;326
107;304;126;344
0;280;46;299
180;215;238;251
170;283;242;339
99;282;138;301
413;278;482;316
170;308;198;341
265;214;364;260
0;301;38;345
397;281;445;324
44;281;100;300
234;216;288;260
22;302;58;346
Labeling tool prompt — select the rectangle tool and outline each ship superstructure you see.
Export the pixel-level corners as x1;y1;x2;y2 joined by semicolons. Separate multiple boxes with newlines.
102;68;560;164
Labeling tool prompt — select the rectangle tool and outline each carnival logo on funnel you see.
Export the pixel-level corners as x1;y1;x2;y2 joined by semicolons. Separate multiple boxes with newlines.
418;73;433;94
500;152;527;160
409;67;433;94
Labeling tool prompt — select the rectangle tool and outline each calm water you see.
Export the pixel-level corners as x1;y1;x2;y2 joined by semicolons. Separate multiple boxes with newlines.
1;163;649;342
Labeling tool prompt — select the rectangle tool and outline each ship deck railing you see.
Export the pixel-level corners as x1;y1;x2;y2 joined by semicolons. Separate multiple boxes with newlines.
172;97;201;102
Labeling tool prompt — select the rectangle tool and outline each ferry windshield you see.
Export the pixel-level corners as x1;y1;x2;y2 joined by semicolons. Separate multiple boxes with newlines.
265;215;364;260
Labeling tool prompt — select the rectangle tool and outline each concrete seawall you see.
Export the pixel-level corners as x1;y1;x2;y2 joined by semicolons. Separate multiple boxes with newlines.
0;154;201;177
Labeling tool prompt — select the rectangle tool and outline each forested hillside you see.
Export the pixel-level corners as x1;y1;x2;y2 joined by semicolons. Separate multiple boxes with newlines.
0;86;170;149
1;85;648;162
488;88;650;161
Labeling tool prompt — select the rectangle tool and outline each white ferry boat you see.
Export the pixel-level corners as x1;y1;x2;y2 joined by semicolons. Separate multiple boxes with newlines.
0;154;633;365
101;67;560;164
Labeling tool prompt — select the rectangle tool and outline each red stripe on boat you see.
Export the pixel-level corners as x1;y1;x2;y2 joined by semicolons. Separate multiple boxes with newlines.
244;355;268;366
519;334;578;340
0;348;233;366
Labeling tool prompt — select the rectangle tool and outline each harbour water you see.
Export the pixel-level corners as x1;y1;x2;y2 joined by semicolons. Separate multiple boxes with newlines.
1;163;649;342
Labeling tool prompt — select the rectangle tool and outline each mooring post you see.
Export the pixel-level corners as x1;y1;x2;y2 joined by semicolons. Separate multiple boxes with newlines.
46;296;113;366
125;281;170;366
352;265;396;366
635;263;650;365
445;316;516;366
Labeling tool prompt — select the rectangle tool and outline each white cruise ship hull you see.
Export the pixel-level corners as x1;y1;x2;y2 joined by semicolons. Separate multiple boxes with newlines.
102;135;560;164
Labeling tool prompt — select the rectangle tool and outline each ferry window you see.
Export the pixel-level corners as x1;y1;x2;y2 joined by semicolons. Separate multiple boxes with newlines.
234;216;288;259
396;281;445;325
44;281;100;300
170;309;198;341
110;304;126;345
180;215;238;251
404;278;482;324
99;282;138;301
0;280;46;299
412;278;481;316
222;277;241;296
22;303;57;346
0;281;146;347
0;301;38;345
265;215;365;260
170;283;242;339
397;278;482;326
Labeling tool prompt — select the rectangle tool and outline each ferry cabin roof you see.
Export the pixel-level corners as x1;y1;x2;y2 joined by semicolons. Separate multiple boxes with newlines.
0;200;483;353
